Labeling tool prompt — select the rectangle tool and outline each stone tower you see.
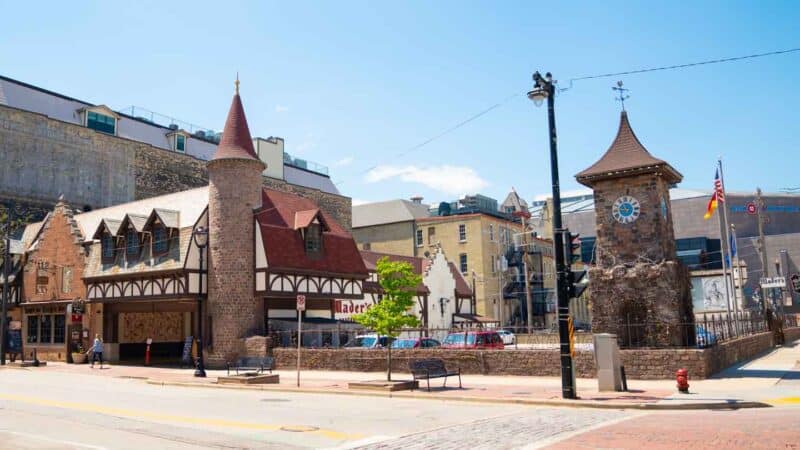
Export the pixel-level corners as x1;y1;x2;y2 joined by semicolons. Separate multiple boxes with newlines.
206;81;266;365
576;111;693;347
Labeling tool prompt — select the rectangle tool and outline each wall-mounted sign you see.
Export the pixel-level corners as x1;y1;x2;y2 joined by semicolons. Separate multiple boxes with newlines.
760;276;786;289
791;273;800;294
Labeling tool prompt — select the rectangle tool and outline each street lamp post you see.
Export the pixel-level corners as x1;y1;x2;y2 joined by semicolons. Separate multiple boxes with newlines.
192;226;209;377
528;71;576;399
1;202;28;366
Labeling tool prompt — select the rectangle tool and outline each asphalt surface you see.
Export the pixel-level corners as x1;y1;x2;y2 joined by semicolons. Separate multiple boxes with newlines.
0;368;627;449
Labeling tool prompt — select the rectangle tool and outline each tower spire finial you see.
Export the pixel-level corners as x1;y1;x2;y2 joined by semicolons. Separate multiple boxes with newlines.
235;72;240;95
612;80;630;111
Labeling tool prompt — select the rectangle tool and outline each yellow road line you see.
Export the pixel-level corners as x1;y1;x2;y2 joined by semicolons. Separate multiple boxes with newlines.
0;393;363;441
765;396;800;405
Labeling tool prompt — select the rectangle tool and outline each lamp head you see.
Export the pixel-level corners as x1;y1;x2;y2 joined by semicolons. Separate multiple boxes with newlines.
193;226;209;248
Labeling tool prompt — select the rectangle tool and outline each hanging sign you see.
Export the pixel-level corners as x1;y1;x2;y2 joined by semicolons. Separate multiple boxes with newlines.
760;277;786;289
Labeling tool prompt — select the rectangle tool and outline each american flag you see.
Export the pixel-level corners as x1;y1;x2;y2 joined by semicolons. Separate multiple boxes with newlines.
714;169;724;203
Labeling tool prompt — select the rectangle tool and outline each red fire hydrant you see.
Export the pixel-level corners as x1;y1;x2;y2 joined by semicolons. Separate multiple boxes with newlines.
676;368;689;393
145;337;152;366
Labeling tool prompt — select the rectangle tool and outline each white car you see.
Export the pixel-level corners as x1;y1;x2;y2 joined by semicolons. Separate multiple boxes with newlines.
496;330;516;345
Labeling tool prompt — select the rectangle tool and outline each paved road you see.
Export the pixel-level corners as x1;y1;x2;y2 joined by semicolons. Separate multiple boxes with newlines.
0;368;627;449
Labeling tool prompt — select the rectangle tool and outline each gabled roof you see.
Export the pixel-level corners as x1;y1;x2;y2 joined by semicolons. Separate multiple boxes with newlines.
257;188;368;277
145;208;180;229
210;85;262;163
576;111;682;186
448;262;473;299
293;209;328;231
92;218;122;239
352;199;430;228
119;213;149;233
359;250;429;295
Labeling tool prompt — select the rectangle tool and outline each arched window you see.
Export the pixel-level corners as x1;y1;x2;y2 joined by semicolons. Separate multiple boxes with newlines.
153;225;168;255
126;228;140;257
101;233;115;262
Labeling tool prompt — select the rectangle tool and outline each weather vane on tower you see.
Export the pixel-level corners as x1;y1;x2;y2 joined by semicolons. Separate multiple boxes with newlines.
612;81;630;111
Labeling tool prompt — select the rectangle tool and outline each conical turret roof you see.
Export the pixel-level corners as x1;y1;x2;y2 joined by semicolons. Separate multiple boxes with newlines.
576;111;682;187
211;82;260;163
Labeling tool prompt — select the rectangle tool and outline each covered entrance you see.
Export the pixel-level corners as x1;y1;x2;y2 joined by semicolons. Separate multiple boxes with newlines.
95;299;197;364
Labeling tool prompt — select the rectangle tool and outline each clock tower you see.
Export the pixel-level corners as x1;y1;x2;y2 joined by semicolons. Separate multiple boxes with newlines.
576;111;694;347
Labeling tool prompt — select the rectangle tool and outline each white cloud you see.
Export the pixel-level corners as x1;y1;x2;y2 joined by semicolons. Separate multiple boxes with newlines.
334;156;354;167
274;104;289;113
365;164;489;195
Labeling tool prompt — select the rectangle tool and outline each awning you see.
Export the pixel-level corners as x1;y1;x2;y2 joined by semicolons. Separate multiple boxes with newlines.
20;300;73;308
453;313;500;324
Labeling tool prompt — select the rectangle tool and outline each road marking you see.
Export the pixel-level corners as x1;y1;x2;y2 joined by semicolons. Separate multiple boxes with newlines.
766;396;800;405
0;393;364;442
0;429;108;449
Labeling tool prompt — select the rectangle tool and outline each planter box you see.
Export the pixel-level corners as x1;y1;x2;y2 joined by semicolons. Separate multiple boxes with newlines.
72;353;87;364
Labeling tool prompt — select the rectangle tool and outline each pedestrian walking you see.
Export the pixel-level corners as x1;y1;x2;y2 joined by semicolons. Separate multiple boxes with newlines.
88;334;104;368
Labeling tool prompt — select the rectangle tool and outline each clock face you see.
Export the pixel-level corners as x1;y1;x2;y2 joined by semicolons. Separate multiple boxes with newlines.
612;196;641;224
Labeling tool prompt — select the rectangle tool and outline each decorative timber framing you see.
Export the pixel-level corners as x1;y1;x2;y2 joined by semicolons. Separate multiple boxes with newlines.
256;269;364;299
85;270;189;302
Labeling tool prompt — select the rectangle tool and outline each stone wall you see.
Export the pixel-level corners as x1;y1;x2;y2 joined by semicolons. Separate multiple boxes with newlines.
0;105;353;230
270;328;799;379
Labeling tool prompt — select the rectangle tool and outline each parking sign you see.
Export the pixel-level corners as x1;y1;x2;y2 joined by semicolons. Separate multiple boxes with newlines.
296;294;306;311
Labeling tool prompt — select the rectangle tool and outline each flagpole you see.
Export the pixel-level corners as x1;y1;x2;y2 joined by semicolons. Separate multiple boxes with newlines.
717;158;737;336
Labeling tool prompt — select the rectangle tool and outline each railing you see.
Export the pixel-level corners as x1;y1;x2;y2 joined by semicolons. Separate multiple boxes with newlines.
261;313;798;350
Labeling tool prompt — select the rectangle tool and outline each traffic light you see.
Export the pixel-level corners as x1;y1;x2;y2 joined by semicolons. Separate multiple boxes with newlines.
568;232;582;264
567;268;588;299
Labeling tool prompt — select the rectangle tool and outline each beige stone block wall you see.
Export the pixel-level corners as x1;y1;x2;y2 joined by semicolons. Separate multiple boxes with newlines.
352;222;416;256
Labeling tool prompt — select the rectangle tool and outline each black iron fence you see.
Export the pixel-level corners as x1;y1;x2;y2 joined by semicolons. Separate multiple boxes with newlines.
263;312;798;350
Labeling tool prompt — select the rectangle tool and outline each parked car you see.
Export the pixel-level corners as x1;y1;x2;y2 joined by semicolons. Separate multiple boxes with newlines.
496;329;516;345
695;325;718;348
391;337;441;349
345;334;392;349
441;331;505;349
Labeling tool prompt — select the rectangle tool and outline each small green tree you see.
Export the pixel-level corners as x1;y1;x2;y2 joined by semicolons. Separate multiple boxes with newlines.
353;256;421;381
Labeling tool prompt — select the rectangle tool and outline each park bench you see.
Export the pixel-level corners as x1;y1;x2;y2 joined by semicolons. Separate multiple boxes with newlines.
226;356;275;376
408;358;462;392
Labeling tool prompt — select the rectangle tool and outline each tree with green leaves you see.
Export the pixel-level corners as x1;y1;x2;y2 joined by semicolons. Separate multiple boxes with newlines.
352;256;421;381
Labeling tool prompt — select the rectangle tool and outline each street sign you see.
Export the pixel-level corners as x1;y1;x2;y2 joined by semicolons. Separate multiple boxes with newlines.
296;294;306;311
791;273;800;294
760;276;786;289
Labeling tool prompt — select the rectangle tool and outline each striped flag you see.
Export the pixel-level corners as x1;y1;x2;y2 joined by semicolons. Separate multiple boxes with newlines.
703;169;725;220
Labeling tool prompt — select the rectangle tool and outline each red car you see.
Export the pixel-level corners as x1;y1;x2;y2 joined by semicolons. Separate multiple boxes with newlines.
441;331;505;349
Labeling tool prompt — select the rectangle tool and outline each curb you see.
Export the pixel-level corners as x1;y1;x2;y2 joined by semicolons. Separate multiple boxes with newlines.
144;379;770;411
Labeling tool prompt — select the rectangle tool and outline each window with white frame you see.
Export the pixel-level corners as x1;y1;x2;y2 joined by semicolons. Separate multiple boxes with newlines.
458;224;466;242
175;134;186;153
459;253;468;274
489;224;494;241
415;229;423;247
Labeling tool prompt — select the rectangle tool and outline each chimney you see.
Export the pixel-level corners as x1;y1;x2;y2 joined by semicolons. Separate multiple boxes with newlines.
410;195;423;204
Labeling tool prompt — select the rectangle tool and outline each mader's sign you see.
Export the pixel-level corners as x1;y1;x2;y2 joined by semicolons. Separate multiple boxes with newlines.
334;299;373;320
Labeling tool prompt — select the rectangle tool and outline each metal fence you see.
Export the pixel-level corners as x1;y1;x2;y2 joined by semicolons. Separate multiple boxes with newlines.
264;312;798;350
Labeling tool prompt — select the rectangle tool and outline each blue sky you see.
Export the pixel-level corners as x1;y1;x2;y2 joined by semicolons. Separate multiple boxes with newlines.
2;1;798;206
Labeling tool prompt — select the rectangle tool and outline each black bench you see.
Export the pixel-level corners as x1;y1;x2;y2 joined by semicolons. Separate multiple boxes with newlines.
409;358;462;392
226;356;275;376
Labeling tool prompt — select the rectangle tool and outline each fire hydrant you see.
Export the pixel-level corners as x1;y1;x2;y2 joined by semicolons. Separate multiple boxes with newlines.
676;368;689;393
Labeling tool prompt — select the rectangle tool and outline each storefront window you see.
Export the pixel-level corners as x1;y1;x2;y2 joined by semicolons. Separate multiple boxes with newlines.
40;315;52;343
54;315;65;344
27;315;39;343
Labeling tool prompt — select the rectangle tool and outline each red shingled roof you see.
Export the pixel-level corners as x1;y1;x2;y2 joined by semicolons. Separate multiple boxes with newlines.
256;189;367;277
211;92;261;162
576;111;682;186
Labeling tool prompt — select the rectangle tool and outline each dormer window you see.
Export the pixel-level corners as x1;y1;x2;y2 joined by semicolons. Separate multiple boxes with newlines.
126;228;140;257
305;223;322;253
176;134;186;152
101;233;115;262
87;111;117;135
152;224;169;255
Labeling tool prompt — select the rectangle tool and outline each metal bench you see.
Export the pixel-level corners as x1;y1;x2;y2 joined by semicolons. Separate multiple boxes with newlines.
409;358;462;392
226;356;275;376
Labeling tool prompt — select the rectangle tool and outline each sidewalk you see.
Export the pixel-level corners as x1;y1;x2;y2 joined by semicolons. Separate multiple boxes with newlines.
5;338;799;410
